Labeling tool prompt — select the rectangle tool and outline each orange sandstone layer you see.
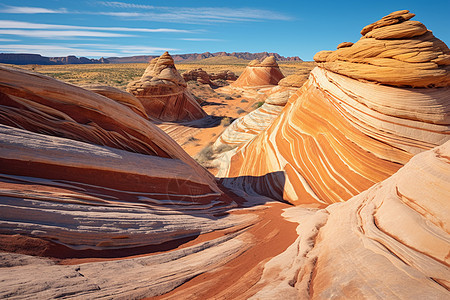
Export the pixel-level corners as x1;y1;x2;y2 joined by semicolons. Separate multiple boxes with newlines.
231;56;285;88
219;67;450;205
127;52;207;121
314;10;450;87
250;141;450;298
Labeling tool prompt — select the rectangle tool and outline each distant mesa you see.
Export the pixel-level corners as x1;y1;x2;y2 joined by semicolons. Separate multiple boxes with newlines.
0;52;302;65
0;53;109;65
314;10;450;87
218;10;450;205
231;56;285;88
107;51;303;64
126;52;207;122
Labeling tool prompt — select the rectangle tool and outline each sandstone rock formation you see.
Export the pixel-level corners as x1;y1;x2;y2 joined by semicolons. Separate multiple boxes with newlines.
314;10;450;87
218;11;450;205
231;56;285;88
82;84;149;118
212;75;305;154
250;141;450;298
0;65;235;251
126;52;207;121
182;68;237;85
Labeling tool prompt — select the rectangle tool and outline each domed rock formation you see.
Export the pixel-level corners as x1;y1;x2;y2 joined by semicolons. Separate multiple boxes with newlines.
250;141;450;298
314;10;450;87
126;52;207;121
231;56;285;88
0;65;238;251
218;11;450;205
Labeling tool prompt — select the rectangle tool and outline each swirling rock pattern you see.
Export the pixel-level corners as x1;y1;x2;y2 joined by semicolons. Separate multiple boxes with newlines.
250;141;450;298
231;56;285;88
212;76;303;153
218;11;450;205
127;52;207;121
0;66;234;251
82;84;149;119
314;10;450;87
219;66;449;205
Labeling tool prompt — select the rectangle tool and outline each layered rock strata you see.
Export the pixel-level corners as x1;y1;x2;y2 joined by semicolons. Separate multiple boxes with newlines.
250;141;450;298
219;11;450;205
127;52;207;121
0;66;233;250
231;56;285;88
212;75;305;154
314;10;450;87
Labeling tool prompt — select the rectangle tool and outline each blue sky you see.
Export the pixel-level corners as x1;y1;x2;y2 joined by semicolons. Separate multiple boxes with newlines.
0;0;448;60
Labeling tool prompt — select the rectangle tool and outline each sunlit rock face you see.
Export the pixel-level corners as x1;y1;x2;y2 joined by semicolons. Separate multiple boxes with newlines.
127;52;207;121
0;65;238;251
212;75;304;154
314;10;450;88
250;141;450;299
231;56;285;88
219;11;450;205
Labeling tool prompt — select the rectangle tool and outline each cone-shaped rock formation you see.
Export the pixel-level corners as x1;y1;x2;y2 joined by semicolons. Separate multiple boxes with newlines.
127;52;207;121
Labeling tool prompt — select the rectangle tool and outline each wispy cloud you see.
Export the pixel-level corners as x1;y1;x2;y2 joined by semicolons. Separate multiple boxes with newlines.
0;29;134;38
0;6;68;14
0;20;192;33
97;1;155;10
179;38;223;42
97;1;291;23
0;44;178;57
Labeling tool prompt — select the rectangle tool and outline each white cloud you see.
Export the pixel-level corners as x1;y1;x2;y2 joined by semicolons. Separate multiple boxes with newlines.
0;29;134;38
0;44;179;57
96;1;292;23
0;6;68;14
179;38;223;42
0;20;191;33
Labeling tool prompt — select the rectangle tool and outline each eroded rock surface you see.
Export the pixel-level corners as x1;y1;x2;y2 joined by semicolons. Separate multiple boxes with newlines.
314;10;450;87
127;52;207;121
231;56;285;88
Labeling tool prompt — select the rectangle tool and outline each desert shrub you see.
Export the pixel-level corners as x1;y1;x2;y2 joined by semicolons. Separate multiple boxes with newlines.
237;109;246;114
225;96;233;100
220;117;232;126
253;101;264;108
240;99;248;103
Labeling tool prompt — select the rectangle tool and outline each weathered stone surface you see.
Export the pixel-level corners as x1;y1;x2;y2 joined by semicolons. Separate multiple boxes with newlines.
314;10;450;87
219;67;450;205
231;56;285;88
127;52;207;121
250;141;450;298
82;84;149;118
182;68;237;84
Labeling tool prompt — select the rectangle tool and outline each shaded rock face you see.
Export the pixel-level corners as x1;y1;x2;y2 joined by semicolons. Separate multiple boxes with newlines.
250;141;450;298
218;11;450;205
0;65;236;251
314;10;450;87
127;52;207;121
231;56;285;88
182;68;237;85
